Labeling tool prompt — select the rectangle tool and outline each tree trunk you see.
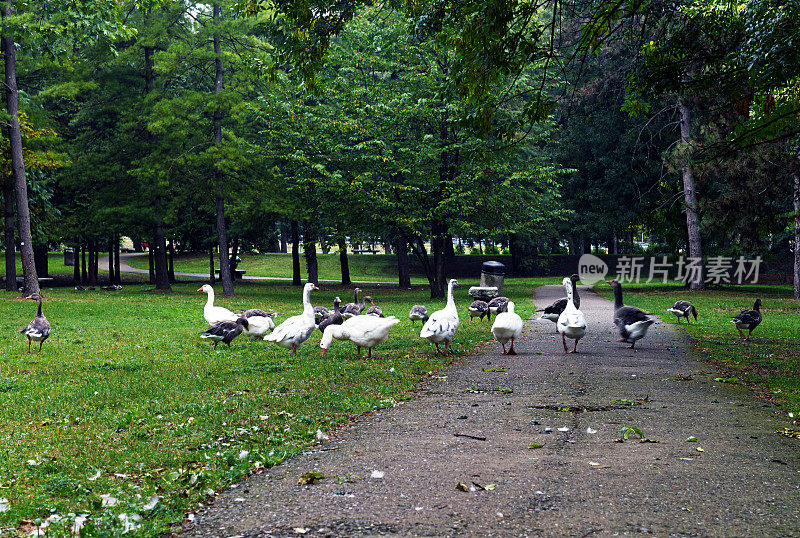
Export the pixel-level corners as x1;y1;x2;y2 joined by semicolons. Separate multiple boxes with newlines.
303;220;318;284
509;233;519;273
143;41;171;291
108;237;115;284
430;220;446;299
338;235;351;285
209;247;215;284
32;244;47;277
230;237;239;274
93;241;99;285
406;231;435;293
444;234;455;257
152;195;171;290
82;245;88;284
167;239;175;282
678;98;705;290
280;222;288;253
73;244;80;284
1;19;38;295
133;237;143;252
212;2;233;297
3;180;15;291
88;239;97;287
396;233;411;289
793;167;799;300
291;220;301;285
114;234;121;285
147;245;154;284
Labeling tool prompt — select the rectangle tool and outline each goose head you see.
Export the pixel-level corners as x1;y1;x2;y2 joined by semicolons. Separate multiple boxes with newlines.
363;296;374;305
197;284;213;294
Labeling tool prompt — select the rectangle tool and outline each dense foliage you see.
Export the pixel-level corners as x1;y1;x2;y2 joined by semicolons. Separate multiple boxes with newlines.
0;0;797;297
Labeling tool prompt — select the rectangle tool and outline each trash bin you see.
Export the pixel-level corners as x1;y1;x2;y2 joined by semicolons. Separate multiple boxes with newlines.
480;261;505;296
64;247;75;267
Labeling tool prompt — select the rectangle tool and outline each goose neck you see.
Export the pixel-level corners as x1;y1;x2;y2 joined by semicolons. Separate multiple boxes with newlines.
612;283;623;309
205;288;215;308
446;281;456;310
36;297;43;317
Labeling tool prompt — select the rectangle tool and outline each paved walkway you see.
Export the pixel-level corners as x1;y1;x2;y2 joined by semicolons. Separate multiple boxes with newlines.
105;253;401;286
180;285;800;536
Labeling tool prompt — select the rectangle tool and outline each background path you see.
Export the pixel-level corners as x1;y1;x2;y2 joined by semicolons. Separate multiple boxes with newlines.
103;253;398;285
180;285;800;536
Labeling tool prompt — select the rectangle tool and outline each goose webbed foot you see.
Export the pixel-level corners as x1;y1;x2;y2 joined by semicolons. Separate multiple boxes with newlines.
507;339;517;355
561;334;568;353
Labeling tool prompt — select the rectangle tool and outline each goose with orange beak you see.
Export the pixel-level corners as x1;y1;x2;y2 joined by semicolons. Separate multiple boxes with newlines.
264;283;319;356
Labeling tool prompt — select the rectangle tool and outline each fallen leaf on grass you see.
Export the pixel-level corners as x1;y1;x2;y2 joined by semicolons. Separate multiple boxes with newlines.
297;471;325;485
713;377;740;384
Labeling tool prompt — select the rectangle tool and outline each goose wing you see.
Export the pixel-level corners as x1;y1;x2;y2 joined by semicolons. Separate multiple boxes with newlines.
22;316;50;339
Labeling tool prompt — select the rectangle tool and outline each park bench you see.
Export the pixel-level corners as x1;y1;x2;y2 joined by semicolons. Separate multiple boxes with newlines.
352;247;379;255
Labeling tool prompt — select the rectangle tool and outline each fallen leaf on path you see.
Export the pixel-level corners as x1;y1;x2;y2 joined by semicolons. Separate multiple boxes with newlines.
293;527;309;534
588;462;600;466
298;471;325;485
679;457;694;461
456;482;469;492
370;470;385;479
686;436;698;442
586;427;597;434
557;427;570;432
529;443;545;449
696;447;704;452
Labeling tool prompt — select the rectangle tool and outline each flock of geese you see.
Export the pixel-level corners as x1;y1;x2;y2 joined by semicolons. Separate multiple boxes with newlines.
16;279;765;355
197;279;522;357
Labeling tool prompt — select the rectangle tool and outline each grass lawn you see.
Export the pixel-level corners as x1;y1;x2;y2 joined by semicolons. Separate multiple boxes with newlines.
595;279;800;417
127;252;434;283
0;253;79;279
0;277;551;535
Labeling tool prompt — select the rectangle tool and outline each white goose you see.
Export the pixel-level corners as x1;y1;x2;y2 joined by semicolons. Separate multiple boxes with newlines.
320;315;401;358
491;301;524;355
198;284;238;325
239;309;277;339
264;283;319;356
557;276;587;353
420;279;459;355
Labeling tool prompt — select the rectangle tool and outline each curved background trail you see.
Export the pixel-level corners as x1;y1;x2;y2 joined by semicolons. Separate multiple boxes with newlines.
179;285;800;536
103;253;395;285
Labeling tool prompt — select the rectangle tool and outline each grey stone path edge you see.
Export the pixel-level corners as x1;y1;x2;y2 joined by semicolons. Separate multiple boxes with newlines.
180;285;800;537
